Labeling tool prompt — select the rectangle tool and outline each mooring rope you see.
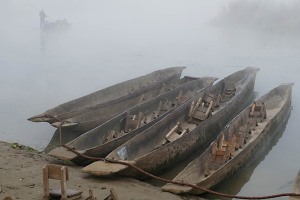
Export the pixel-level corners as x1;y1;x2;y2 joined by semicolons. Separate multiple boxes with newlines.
61;144;300;199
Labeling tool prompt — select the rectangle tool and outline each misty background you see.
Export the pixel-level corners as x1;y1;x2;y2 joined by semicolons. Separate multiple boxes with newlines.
1;0;300;198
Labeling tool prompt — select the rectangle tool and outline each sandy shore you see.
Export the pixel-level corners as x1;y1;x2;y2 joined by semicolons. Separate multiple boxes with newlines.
0;141;204;200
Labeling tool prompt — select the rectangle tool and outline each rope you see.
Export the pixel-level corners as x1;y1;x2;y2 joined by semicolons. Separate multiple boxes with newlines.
61;144;300;199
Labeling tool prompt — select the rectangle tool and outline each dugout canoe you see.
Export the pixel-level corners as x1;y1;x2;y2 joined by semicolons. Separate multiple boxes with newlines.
162;83;293;195
50;75;200;133
82;67;259;178
48;77;217;164
44;75;206;149
28;67;186;124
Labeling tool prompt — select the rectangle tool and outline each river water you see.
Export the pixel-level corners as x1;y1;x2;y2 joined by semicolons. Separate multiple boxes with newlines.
1;0;300;199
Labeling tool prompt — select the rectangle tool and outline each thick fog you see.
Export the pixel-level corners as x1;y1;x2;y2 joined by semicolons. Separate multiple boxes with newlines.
1;0;300;198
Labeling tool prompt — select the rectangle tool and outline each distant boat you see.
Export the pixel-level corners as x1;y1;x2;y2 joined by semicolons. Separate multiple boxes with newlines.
162;83;293;195
42;19;71;32
28;67;186;125
47;76;216;164
82;67;259;178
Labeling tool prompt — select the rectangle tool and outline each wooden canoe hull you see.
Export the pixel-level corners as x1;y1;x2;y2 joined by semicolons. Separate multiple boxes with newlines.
162;83;293;195
44;75;199;149
51;76;200;132
28;67;186;124
48;77;216;163
82;67;259;178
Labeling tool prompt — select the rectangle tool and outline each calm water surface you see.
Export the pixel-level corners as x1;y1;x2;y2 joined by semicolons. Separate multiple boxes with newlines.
1;0;299;199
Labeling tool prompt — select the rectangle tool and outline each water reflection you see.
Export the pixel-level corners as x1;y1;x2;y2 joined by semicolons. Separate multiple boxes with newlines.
40;32;46;51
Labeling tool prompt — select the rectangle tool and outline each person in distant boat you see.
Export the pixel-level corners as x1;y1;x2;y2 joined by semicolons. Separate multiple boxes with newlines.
39;10;47;30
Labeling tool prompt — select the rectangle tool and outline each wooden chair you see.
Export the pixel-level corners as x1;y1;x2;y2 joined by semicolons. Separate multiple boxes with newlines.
43;164;82;200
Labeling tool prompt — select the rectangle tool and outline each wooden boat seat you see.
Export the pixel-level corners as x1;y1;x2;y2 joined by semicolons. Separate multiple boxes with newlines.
210;149;229;170
189;99;214;123
223;79;236;98
162;122;189;145
125;112;143;132
214;150;227;161
210;141;232;170
193;104;212;121
249;102;267;121
219;134;236;156
43;164;82;200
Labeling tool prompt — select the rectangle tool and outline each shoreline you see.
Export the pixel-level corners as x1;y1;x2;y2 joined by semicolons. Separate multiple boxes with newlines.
0;141;203;200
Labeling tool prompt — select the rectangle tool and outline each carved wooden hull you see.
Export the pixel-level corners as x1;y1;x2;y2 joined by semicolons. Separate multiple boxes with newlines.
28;67;186;124
162;83;293;195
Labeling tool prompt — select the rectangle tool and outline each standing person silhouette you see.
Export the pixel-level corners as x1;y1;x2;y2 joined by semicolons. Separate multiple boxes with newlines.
39;10;47;30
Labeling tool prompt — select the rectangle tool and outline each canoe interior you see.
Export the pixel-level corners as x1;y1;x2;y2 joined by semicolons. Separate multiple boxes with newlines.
106;67;258;173
28;67;185;123
162;84;292;195
49;77;216;160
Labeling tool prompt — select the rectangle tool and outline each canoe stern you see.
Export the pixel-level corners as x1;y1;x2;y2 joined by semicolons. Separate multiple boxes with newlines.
27;113;56;123
82;161;131;176
162;183;192;194
48;146;78;161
